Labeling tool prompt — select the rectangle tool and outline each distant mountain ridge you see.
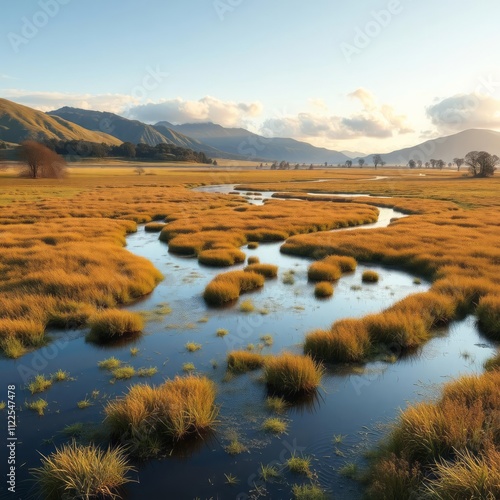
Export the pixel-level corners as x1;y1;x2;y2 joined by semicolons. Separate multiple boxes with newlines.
0;99;121;145
156;121;351;163
360;129;500;164
48;107;231;158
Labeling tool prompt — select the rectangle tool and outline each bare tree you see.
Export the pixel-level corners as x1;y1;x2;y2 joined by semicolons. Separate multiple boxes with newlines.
372;154;382;169
19;141;66;178
453;157;464;172
358;158;365;168
464;151;499;177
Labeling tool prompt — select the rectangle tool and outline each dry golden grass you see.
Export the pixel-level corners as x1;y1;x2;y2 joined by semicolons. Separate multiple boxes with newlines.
198;248;246;267
88;310;144;343
227;350;266;373
264;352;323;395
314;281;334;298
323;255;357;272
307;261;342;282
32;442;135;500
203;270;264;306
476;295;500;339
105;375;218;456
367;370;500;498
244;263;278;278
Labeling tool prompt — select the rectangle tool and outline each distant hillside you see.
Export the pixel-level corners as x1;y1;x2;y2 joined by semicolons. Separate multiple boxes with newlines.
341;150;367;159
49;107;232;158
0;99;120;145
157;122;351;163
360;129;500;165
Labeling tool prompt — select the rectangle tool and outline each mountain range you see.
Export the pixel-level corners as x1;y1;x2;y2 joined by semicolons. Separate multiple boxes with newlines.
0;99;121;145
2;98;500;164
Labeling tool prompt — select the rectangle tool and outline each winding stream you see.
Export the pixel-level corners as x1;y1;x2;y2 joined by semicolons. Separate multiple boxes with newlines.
0;183;496;500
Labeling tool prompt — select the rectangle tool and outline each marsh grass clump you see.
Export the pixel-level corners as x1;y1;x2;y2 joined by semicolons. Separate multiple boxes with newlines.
476;295;500;339
247;242;259;249
98;357;122;370
105;376;218;454
264;353;323;395
239;299;255;313
484;350;500;371
203;270;265;306
314;281;333;298
367;370;500;498
323;255;357;273
292;484;327;500
77;398;93;409
88;310;144;343
339;462;358;478
225;434;247;455
259;464;280;482
247;256;260;264
186;342;202;352
32;442;135;500
27;374;52;394
282;270;295;285
260;334;273;346
183;362;195;372
262;417;288;434
51;369;70;382
198;248;246;267
304;318;371;363
26;398;48;416
216;328;229;337
137;366;158;377
0;401;5;410
227;351;265;373
308;261;341;282
286;454;312;476
112;366;136;380
244;263;278;278
362;270;380;283
266;396;289;414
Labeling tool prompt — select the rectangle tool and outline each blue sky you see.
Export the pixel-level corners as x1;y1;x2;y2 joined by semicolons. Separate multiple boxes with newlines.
2;0;500;152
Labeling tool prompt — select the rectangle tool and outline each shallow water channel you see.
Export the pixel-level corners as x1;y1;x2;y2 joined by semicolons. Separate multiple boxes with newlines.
0;185;496;499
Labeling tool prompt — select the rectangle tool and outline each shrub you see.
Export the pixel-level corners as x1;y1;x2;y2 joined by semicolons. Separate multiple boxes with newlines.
244;263;278;278
323;255;357;272
476;295;500;339
308;262;341;282
314;281;333;298
32;443;135;500
362;270;379;283
264;353;323;395
105;376;218;454
198;248;246;267
304;319;370;363
88;310;143;342
227;351;265;373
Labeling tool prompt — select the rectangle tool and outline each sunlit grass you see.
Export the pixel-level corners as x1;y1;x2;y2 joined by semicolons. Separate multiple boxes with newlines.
308;261;341;282
51;369;70;382
27;375;53;394
239;299;255;313
262;417;288;434
244;263;278;278
98;357;122;370
88;310;143;343
362;270;380;283
216;328;228;337
185;342;202;352
137;366;158;377
286;453;312;476
292;484;327;500
26;398;48;416
314;281;333;298
32;442;135;499
227;350;265;373
266;396;289;414
112;366;135;380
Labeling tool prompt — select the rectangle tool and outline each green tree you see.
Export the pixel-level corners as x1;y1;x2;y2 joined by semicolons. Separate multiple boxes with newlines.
464;151;499;177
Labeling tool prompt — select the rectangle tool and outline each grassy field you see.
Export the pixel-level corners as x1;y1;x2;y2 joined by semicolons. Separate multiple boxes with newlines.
1;164;499;497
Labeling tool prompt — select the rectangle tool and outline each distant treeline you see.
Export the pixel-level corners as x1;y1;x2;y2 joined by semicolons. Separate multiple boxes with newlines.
41;139;213;163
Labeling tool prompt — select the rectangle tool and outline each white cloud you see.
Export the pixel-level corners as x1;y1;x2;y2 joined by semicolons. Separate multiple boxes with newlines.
427;93;500;132
261;88;413;141
1;89;137;113
126;96;263;127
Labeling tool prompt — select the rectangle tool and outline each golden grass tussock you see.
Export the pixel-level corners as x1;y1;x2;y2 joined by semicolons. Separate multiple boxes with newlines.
227;350;266;373
247;256;260;264
198;248;246;267
264;352;323;395
32;442;135;500
244;263;278;278
88;310;144;343
307;261;342;282
314;281;334;298
203;270;264;306
367;370;500;498
476;295;500;339
484;350;500;371
362;270;380;283
144;222;166;232
323;255;357;272
304;319;371;363
105;375;218;455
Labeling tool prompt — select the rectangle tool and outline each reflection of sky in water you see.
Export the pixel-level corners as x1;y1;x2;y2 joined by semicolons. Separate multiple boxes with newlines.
1;190;497;500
